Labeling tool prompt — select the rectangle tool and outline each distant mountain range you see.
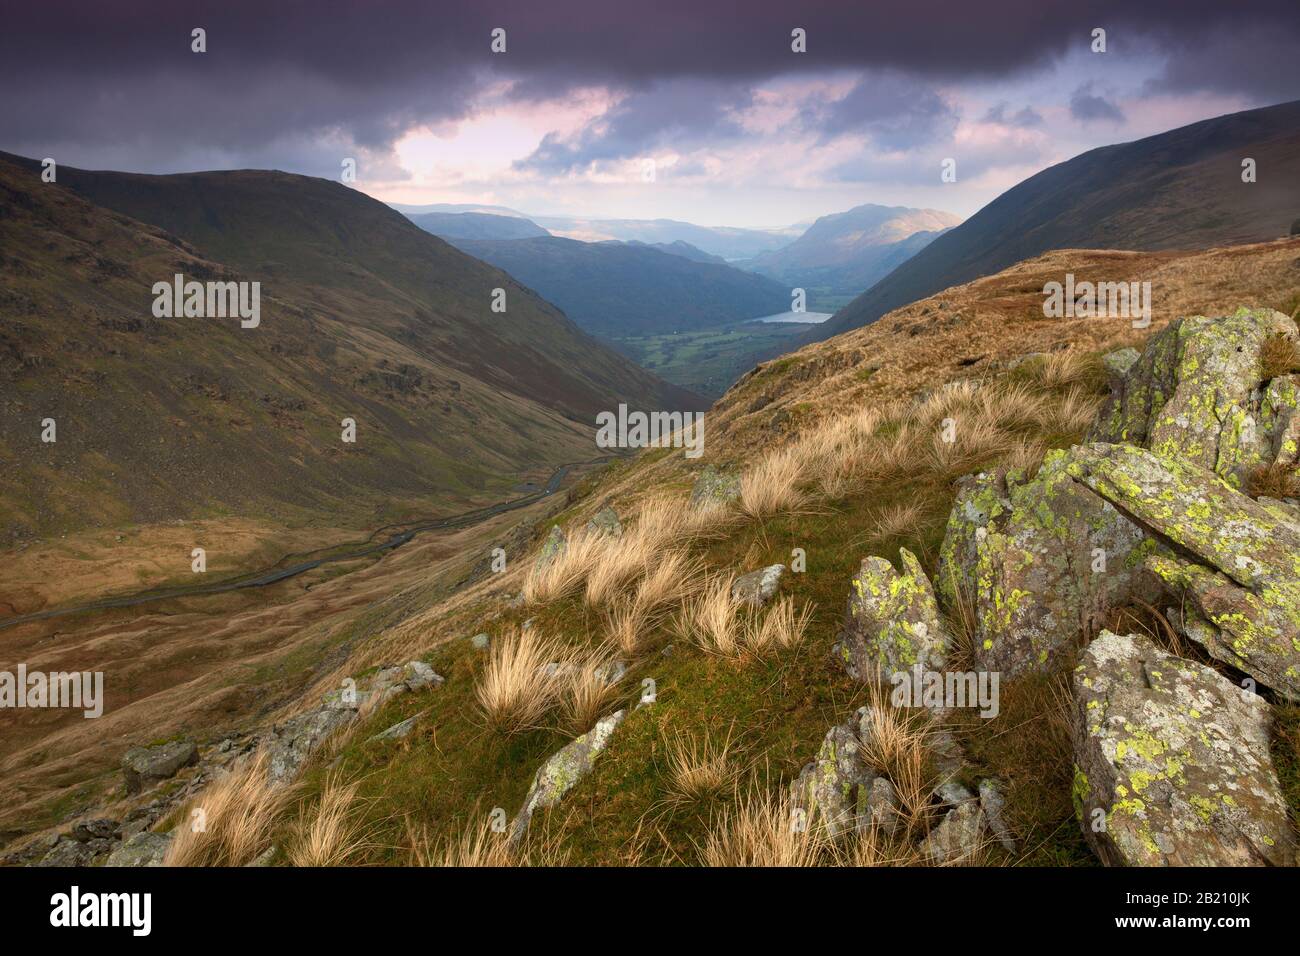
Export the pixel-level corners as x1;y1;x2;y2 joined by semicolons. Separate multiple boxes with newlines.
0;153;702;535
815;99;1300;341
444;235;790;337
404;210;550;240
394;203;792;260
741;203;961;303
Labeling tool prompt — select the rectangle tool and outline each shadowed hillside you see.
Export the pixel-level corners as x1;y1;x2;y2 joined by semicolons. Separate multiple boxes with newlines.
0;154;703;537
815;99;1300;340
446;235;791;336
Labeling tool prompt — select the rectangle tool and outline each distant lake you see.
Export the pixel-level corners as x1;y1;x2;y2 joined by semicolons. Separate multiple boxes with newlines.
751;310;832;325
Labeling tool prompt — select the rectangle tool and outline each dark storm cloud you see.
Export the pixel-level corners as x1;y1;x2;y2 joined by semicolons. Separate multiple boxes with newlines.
815;74;959;150
1;0;1297;171
982;103;1045;128
1070;83;1126;123
516;80;753;175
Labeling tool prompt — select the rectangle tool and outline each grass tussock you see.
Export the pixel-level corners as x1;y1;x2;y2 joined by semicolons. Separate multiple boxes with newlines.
1261;333;1300;381
475;627;568;734
287;774;370;867
521;529;609;605
857;702;938;839
739;444;808;519
559;643;626;735
663;726;738;806
164;751;295;867
678;577;814;658
1248;462;1300;500
700;786;827;867
406;817;568;867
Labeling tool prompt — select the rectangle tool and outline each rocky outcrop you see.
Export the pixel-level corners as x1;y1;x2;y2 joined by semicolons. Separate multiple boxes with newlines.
537;525;567;568
789;715;891;840
105;831;172;867
1066;442;1300;700
509;710;625;848
585;505;623;538
689;465;740;509
731;564;785;606
836;549;951;679
1072;631;1294;866
937;452;1154;677
122;739;198;795
1091;308;1299;487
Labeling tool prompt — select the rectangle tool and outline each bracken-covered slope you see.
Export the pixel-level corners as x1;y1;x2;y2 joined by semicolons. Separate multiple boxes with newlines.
815;99;1300;341
0;154;704;536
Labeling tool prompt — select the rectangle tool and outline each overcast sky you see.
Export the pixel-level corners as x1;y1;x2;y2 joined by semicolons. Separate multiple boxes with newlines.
3;1;1298;228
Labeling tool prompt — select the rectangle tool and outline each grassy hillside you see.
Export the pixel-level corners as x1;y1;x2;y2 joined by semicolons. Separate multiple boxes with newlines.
135;237;1298;868
0;154;703;538
817;99;1300;340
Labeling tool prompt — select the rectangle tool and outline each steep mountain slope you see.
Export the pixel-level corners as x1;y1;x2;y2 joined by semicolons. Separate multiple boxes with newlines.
744;204;959;302
0;154;702;537
816;99;1300;340
405;210;550;240
445;236;790;336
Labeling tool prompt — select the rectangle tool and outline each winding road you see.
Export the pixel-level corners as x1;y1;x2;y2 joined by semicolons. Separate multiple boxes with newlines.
0;457;610;632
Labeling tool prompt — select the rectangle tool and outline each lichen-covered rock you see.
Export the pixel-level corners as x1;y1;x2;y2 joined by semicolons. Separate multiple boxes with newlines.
919;801;986;864
837;548;951;680
470;632;491;650
731;564;785;606
937;454;1152;677
1101;347;1140;385
585;505;623;538
789;721;877;841
105;831;171;868
1072;631;1294;866
509;710;625;847
265;704;356;785
401;660;444;692
536;525;567;568
1090;308;1299;487
122;739;198;795
369;712;422;742
689;465;740;509
1066;442;1300;700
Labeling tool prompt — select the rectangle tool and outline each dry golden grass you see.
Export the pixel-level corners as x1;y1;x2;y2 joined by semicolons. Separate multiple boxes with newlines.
406;817;569;867
1248;462;1300;499
476;627;567;734
857;703;937;839
604;550;706;655
1044;385;1104;434
999;436;1049;477
745;595;815;654
1032;350;1099;389
164;751;295;867
521;529;609;605
663;727;737;806
858;501;928;548
287;774;370;867
700;786;827;866
739;444;808;519
1261;334;1300;381
560;643;626;735
679;574;743;655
